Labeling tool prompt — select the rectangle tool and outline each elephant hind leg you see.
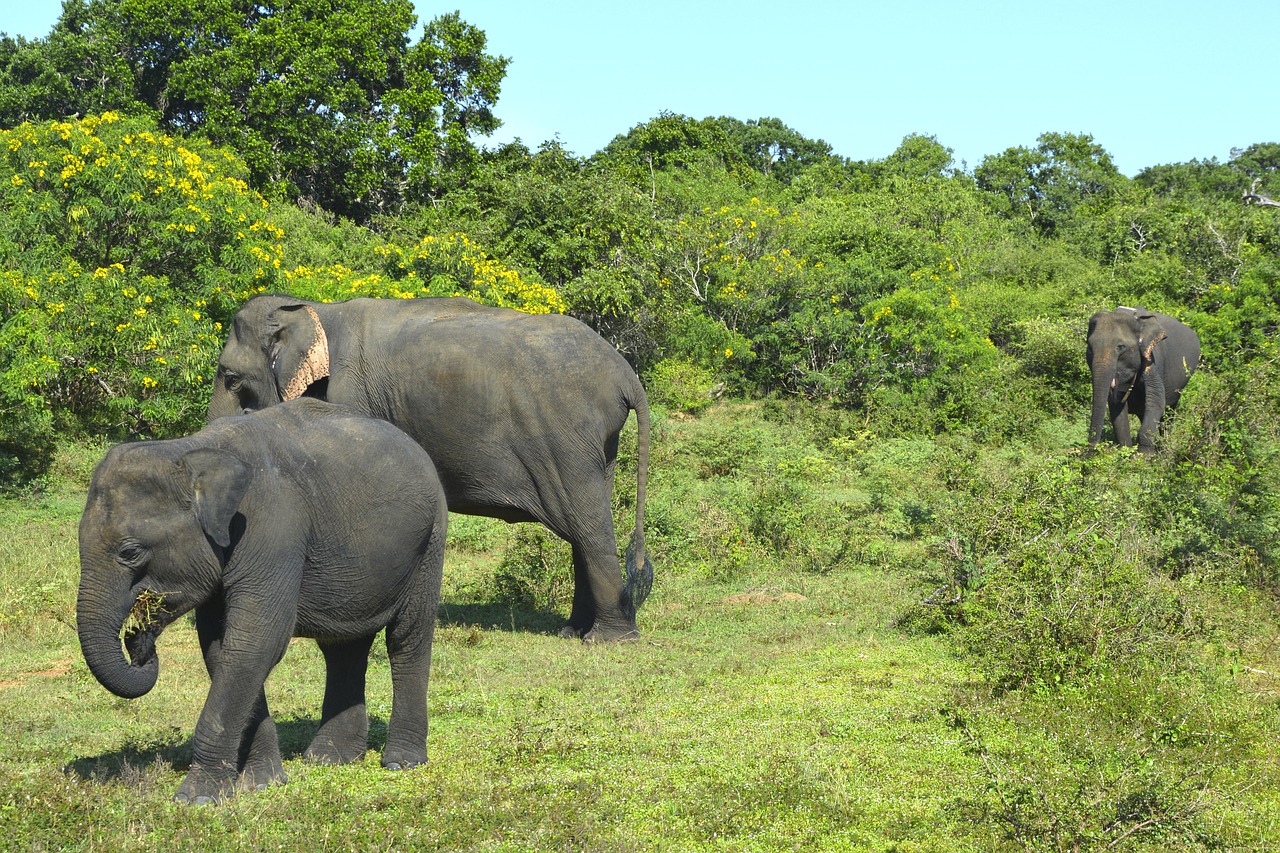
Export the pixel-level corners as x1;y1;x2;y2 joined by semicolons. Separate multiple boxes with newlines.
306;635;376;765
571;541;639;643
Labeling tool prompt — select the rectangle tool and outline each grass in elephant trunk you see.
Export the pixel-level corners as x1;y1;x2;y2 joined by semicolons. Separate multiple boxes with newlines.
123;589;167;636
1;405;1279;850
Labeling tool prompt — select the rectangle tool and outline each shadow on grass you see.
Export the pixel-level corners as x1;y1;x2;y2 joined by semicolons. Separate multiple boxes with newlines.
436;600;566;636
63;716;392;784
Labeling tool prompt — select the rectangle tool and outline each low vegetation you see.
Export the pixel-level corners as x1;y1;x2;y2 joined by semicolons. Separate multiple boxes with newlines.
2;395;1278;850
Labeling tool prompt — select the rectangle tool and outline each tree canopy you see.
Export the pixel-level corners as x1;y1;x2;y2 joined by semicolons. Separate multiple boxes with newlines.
0;0;508;221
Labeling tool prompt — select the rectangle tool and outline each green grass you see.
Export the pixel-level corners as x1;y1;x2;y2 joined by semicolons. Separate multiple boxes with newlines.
1;402;1278;851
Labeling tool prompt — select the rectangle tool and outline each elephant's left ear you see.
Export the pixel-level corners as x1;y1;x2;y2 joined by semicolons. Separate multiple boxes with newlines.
181;448;253;548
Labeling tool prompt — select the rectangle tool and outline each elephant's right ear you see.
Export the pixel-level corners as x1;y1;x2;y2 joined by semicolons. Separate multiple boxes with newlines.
181;448;253;549
268;303;330;402
1135;312;1167;363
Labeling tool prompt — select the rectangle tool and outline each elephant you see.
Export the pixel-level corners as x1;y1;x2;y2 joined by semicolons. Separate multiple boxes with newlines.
1087;306;1200;452
76;398;448;804
206;294;652;642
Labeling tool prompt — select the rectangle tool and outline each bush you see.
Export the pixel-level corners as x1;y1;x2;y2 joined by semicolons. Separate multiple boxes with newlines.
491;527;572;614
645;358;718;414
0;113;282;465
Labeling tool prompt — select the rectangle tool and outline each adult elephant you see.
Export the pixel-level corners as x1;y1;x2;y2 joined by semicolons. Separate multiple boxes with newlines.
1087;306;1200;452
207;295;652;642
77;399;449;803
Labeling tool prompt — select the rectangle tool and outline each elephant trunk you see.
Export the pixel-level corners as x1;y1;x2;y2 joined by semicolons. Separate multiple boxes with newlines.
77;582;160;699
1089;356;1117;444
206;385;240;424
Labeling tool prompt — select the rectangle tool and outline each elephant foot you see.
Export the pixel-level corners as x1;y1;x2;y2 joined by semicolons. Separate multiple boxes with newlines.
306;711;369;765
174;762;238;805
239;755;287;791
381;745;427;771
582;622;640;643
559;624;586;640
305;736;369;765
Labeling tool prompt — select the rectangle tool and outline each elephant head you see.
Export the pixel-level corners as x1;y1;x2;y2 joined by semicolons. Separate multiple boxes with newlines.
77;444;252;698
207;296;329;422
1086;307;1166;444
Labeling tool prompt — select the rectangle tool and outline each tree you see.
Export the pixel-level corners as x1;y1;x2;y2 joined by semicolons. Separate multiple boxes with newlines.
975;132;1124;237
0;0;508;222
711;116;836;184
600;112;750;178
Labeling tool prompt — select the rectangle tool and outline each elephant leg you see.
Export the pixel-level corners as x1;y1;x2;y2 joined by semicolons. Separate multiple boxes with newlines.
561;548;598;639
1137;387;1166;454
306;635;376;765
238;691;286;791
194;599;286;793
574;539;639;644
1110;398;1133;447
382;617;434;770
180;600;288;804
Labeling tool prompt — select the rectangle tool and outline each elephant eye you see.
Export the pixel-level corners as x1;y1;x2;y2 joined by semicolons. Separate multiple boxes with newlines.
117;542;149;567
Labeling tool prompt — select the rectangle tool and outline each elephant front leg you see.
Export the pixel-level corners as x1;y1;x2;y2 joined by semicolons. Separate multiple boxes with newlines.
306;635;376;765
178;667;282;804
238;691;287;791
1137;379;1167;453
178;602;288;804
1109;398;1133;447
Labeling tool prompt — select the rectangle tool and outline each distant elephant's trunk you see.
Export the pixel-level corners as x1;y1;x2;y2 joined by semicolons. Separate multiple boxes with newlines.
1089;355;1117;444
76;580;159;699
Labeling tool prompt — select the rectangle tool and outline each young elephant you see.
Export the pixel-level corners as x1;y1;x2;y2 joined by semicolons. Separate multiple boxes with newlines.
76;399;448;804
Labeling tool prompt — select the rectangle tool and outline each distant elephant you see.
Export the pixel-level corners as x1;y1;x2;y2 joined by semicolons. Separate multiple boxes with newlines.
1087;306;1200;452
77;399;448;804
206;295;652;642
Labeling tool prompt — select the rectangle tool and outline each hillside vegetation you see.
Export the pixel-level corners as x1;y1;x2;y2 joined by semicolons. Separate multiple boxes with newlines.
1;2;1278;849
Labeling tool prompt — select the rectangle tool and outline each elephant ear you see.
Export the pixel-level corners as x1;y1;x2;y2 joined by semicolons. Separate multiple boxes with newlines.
181;448;253;549
1134;311;1168;364
268;303;330;401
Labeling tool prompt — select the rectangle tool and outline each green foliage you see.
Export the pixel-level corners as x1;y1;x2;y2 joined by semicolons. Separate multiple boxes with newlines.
0;113;279;474
975;131;1125;238
490;527;572;615
0;0;508;220
645;358;718;414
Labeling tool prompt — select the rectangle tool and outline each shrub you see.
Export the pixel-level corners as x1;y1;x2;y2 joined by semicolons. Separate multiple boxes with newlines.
491;527;572;614
645;358;718;414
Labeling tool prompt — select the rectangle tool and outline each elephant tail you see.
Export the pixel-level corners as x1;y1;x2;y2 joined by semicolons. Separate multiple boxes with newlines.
624;378;653;613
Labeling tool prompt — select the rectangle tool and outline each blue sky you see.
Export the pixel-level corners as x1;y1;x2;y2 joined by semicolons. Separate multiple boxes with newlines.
5;1;1276;175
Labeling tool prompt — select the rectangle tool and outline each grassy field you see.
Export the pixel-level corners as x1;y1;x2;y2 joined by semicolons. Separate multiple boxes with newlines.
1;401;1278;851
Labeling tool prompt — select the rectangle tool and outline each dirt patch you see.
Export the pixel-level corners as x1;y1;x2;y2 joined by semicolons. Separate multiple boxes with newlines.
721;592;807;607
0;661;72;690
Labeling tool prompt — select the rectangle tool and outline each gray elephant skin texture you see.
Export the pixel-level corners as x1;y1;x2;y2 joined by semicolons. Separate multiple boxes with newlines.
76;399;448;804
1087;306;1200;453
207;294;652;642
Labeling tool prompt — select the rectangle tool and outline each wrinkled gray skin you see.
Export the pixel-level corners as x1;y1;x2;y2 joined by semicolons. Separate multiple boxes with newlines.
207;295;651;642
1087;307;1200;453
77;399;447;804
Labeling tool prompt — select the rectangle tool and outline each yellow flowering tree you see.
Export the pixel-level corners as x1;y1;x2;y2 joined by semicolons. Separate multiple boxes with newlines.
0;114;565;481
0;113;288;478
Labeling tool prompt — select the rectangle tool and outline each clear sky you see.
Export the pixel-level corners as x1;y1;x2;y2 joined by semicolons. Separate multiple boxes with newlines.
5;1;1276;176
